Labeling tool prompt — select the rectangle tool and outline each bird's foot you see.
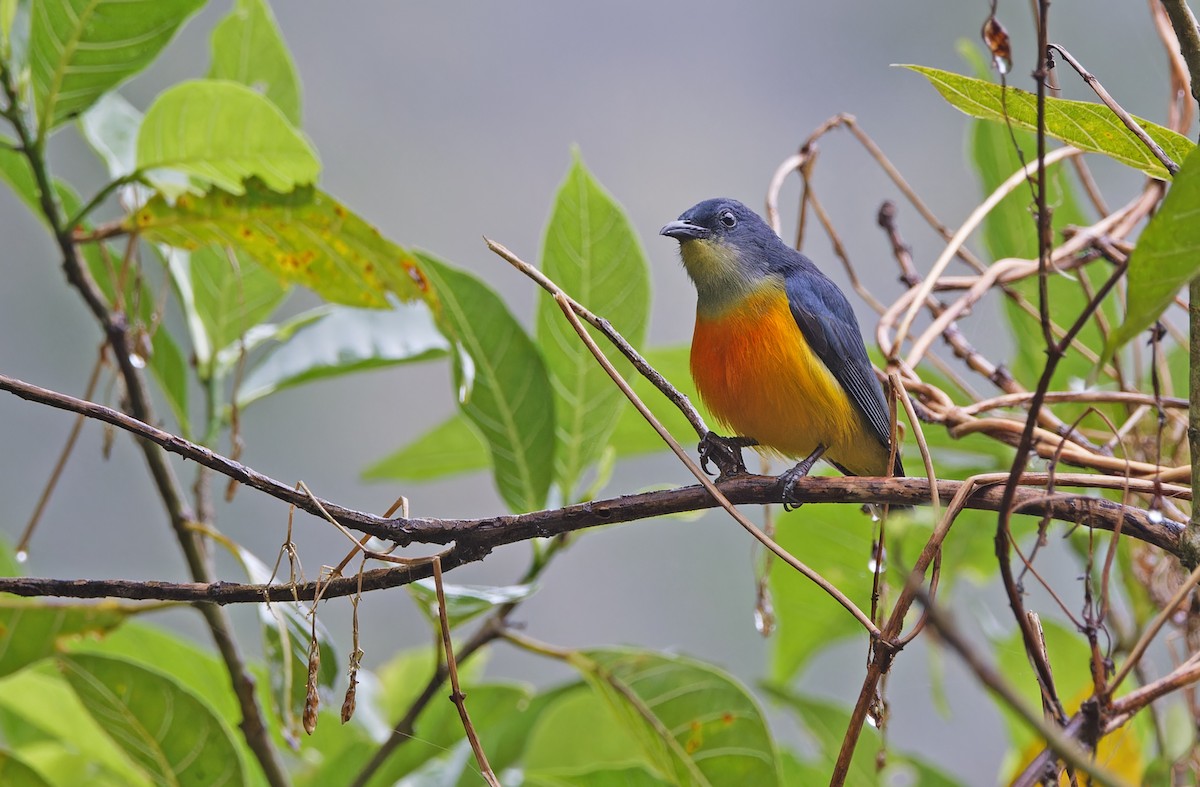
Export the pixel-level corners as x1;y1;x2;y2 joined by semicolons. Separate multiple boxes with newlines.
780;445;827;511
698;431;757;479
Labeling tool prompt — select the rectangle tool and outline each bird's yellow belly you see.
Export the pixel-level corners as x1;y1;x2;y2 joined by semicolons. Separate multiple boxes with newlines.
690;291;889;475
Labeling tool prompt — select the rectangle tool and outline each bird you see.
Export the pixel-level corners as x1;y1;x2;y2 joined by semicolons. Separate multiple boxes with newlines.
660;198;903;500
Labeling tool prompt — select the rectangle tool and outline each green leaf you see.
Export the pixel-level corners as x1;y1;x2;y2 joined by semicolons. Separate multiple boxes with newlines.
765;689;879;786
129;183;429;308
537;153;650;501
0;664;148;785
1108;145;1200;356
904;65;1194;179
0;601;130;678
237;301;448;407
0;749;53;787
363;412;488;481
59;653;245;786
0;0;17;54
137;79;319;196
0;132;52;220
418;252;556;512
29;0;204;134
571;647;782;786
190;244;289;362
522;685;654;775
525;765;669;787
70;622;240;725
407;580;537;630
208;0;301;126
148;322;191;433
768;504;874;683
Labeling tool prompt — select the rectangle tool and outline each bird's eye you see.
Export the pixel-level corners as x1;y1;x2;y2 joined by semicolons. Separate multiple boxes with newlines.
719;210;737;228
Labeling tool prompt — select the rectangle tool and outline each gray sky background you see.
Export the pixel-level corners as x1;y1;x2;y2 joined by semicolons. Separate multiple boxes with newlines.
0;2;1170;782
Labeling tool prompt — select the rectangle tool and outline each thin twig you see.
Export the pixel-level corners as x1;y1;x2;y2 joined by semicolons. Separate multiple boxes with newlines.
431;558;500;786
1048;44;1179;175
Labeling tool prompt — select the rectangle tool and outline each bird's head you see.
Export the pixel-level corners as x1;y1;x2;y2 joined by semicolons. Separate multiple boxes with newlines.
660;198;782;314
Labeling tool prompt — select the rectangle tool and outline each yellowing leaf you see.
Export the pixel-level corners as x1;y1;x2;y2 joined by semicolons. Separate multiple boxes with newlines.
128;183;429;308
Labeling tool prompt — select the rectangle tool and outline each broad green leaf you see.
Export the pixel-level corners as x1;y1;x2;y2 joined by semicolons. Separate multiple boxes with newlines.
79;91;141;179
363;412;489;481
208;0;301;126
571;648;782;786
407;580;537;630
237;301;448;407
765;689;879;786
768;504;874;683
418;252;555;512
0;663;148;785
70;622;240;725
190;244;289;362
29;0;204;134
905;65;1194;179
0;601;129;678
128;183;429;308
59;654;245;786
537;153;650;501
1109;145;1200;356
522;686;653;775
137;80;318;196
0;750;52;787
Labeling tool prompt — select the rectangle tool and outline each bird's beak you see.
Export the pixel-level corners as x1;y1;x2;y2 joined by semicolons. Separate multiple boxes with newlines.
659;220;711;241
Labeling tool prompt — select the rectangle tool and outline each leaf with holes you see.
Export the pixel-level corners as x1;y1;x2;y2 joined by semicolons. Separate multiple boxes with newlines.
905;65;1193;180
137;80;318;195
571;648;782;786
208;0;301;126
537;153;650;501
29;0;204;134
128;183;430;308
58;654;245;786
418;252;555;512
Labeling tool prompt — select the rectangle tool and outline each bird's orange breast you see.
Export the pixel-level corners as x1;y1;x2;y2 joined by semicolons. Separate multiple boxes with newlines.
690;286;890;476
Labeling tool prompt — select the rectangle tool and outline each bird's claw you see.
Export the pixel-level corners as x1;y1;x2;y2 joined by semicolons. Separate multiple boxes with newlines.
779;445;827;511
698;431;757;479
